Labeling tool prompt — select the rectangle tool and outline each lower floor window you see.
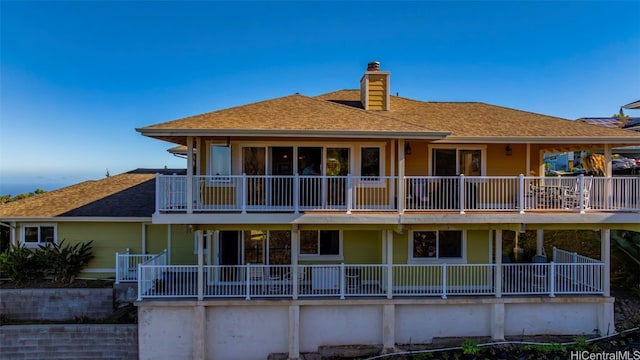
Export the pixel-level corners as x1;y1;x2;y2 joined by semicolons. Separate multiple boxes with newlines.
300;230;341;256
412;230;462;259
22;225;56;246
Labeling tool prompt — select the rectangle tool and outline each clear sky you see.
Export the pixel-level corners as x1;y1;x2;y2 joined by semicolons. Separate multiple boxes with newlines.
1;1;639;194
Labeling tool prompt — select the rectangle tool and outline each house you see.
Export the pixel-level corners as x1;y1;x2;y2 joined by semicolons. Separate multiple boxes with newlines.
0;169;195;278
5;63;640;360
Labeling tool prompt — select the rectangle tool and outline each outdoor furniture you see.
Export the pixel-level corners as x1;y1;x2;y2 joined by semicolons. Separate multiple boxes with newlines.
563;176;593;209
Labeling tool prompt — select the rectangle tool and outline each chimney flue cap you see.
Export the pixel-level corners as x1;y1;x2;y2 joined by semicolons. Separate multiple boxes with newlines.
367;61;380;71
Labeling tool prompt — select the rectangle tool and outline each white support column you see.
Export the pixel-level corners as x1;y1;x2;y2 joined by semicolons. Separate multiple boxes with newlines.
197;230;204;301
525;143;531;176
291;225;299;300
141;223;147;254
495;230;502;298
187;136;194;214
10;222;17;246
536;229;544;256
192;305;206;360
390;140;396;210
604;144;613;209
539;149;545;178
398;139;405;214
382;304;396;353
386;230;394;299
601;229;611;297
167;224;172;264
288;305;300;360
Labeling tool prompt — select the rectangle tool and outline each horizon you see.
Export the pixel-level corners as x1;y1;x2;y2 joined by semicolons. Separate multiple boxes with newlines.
1;1;639;194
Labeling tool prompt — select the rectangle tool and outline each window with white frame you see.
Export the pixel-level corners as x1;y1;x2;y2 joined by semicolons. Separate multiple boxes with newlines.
431;146;484;176
209;145;231;176
22;224;56;247
410;230;463;260
299;230;341;257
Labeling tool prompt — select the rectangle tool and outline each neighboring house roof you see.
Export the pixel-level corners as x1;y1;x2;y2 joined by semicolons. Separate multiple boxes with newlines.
623;100;640;110
0;169;184;219
138;90;640;145
577;117;625;128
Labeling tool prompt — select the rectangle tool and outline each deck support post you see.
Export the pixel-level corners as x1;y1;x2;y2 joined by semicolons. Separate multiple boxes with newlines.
601;229;611;297
291;225;299;300
197;230;204;301
536;229;544;256
398;139;405;214
491;303;505;341
192;305;206;360
382;304;397;353
386;230;393;299
495;230;502;298
288;305;300;360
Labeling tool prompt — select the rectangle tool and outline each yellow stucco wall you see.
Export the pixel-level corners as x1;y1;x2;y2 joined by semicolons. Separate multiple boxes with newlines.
342;230;382;264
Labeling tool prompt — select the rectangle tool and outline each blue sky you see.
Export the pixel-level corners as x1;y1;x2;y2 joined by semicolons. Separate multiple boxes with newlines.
1;1;639;194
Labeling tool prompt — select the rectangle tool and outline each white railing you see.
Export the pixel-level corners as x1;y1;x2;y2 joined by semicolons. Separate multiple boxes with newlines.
135;250;170;300
157;174;640;214
136;262;602;300
115;249;167;284
553;247;601;264
392;264;495;297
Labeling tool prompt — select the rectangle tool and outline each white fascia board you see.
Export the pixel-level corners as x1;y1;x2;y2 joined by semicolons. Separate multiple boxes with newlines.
622;100;640;109
137;128;449;140
435;136;640;144
400;212;640;225
0;217;152;223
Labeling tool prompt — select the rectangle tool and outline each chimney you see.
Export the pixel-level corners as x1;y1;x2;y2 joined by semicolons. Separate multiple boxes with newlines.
360;61;390;111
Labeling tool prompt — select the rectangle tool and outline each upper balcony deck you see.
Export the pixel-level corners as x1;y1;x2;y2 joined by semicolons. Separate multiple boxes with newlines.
155;174;640;215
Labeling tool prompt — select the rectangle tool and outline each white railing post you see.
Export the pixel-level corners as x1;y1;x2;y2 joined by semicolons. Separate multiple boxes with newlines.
518;174;525;214
155;174;161;213
578;174;585;213
245;263;251;300
549;262;555;297
340;263;346;300
241;173;247;214
459;175;465;214
386;264;393;299
137;264;143;301
552;246;557;262
442;263;448;299
346;175;353;214
115;252;121;284
293;173;300;214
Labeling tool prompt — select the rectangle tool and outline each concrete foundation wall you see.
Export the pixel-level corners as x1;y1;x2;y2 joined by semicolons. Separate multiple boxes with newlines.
0;288;113;321
0;324;137;360
505;302;600;336
300;305;382;352
396;303;491;343
137;297;614;360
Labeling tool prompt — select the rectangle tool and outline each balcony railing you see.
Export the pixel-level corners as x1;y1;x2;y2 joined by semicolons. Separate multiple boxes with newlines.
115;248;167;283
155;174;640;214
137;262;604;300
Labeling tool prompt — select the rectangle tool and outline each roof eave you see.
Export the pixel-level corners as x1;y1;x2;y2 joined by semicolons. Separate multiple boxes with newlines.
0;216;153;222
137;128;450;140
436;136;640;144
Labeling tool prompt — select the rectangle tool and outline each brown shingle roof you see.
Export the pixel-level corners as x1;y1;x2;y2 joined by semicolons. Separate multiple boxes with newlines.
317;90;640;139
0;169;183;218
137;89;640;143
139;93;446;136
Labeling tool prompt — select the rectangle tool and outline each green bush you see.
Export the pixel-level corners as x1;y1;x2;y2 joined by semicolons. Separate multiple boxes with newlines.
39;239;94;284
0;244;47;283
0;240;94;284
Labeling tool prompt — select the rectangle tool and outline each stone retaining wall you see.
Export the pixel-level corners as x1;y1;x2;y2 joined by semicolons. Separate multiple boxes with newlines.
0;288;113;320
0;324;138;360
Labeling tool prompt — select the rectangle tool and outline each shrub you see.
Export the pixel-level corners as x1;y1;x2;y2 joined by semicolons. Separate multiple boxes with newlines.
39;239;94;284
0;244;47;283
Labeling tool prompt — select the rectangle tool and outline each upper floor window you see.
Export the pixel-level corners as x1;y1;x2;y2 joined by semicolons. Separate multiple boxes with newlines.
410;230;464;261
209;145;231;176
361;147;381;177
299;230;342;258
431;146;484;176
22;224;56;247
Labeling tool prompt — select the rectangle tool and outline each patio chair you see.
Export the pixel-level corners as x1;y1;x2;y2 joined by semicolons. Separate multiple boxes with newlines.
563;176;593;209
531;255;548;291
